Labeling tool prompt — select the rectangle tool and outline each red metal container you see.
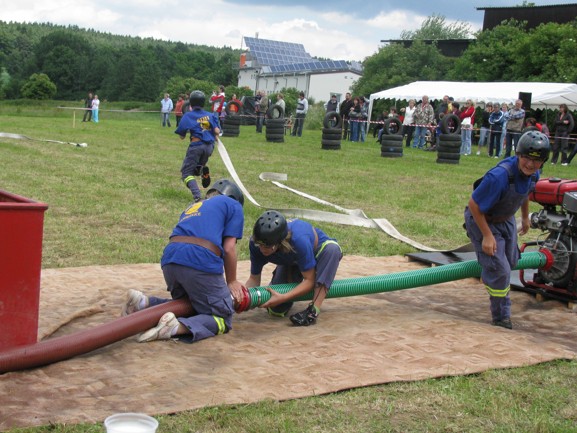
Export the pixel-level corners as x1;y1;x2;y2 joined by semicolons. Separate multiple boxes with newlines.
0;190;48;350
529;178;577;206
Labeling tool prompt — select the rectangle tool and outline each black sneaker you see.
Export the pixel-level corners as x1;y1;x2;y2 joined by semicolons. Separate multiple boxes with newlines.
289;303;318;326
491;318;513;329
201;166;211;188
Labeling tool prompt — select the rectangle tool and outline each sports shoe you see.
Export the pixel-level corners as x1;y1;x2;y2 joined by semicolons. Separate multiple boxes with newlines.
476;151;481;155
201;166;211;188
562;163;568;166
491;318;513;329
121;289;148;316
267;301;294;318
137;312;179;342
289;303;319;326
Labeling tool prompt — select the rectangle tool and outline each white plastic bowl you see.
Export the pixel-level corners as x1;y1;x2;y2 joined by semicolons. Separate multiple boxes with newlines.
104;413;159;433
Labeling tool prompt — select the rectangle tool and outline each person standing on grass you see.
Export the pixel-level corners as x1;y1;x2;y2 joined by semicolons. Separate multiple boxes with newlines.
245;210;342;326
174;94;185;127
291;91;308;137
82;92;93;122
464;131;549;330
174;90;219;202
91;94;100;123
121;180;245;343
160;93;173;127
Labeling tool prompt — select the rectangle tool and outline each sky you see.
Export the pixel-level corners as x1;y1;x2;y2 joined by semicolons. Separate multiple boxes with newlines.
0;1;573;61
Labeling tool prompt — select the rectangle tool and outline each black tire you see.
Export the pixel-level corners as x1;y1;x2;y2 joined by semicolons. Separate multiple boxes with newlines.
222;130;239;137
267;137;285;143
438;133;461;142
322;132;342;141
381;152;403;158
266;118;285;127
267;104;285;119
222;126;240;135
440;114;461;135
380;141;403;149
382;118;402;135
322;127;341;134
321;139;342;147
437;152;461;160
380;134;403;143
225;101;242;116
265;127;285;135
438;142;461;151
321;143;341;150
323;111;342;129
436;157;460;164
381;145;403;154
266;133;285;140
224;115;241;124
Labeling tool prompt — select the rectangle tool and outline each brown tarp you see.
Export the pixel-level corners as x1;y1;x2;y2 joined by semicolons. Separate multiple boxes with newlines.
1;256;575;430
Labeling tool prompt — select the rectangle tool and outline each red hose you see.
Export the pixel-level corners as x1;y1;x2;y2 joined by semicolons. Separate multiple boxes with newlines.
0;299;194;374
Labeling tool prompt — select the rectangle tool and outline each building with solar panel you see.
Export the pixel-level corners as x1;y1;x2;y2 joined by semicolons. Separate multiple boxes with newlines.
238;36;363;104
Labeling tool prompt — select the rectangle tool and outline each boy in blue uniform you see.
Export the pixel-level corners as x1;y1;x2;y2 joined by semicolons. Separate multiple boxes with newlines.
464;131;550;329
175;90;220;202
245;210;343;326
121;179;245;343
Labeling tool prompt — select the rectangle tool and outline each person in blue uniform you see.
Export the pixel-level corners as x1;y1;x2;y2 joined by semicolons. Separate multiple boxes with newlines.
245;210;343;326
464;131;550;329
174;90;219;202
121;179;245;343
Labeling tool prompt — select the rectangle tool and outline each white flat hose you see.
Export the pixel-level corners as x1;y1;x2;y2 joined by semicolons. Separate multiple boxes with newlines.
217;139;472;253
0;132;88;147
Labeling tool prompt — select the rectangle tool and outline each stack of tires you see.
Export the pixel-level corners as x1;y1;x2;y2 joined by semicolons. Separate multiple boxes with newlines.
265;104;285;143
436;114;462;164
221;101;242;137
321;111;342;150
379;118;403;157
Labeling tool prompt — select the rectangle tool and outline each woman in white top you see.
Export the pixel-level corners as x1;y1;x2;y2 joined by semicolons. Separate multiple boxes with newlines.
400;99;416;147
91;95;100;123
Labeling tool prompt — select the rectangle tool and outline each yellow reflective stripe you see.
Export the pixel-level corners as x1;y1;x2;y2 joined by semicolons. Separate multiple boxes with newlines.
315;240;340;258
485;285;510;297
183;175;196;184
213;315;226;334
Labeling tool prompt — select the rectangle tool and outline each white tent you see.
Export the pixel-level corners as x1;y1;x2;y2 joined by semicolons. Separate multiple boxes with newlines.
368;81;577;124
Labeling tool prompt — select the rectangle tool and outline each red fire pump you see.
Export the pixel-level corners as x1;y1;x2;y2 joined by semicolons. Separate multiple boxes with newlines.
521;177;577;301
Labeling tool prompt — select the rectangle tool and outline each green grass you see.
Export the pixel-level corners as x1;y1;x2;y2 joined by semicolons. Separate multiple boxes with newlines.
1;102;576;432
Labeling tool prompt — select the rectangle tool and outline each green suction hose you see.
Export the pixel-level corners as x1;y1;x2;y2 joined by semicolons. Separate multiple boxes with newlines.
242;251;549;310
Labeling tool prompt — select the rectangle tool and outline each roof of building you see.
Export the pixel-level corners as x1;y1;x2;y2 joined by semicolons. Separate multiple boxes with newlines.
243;36;362;75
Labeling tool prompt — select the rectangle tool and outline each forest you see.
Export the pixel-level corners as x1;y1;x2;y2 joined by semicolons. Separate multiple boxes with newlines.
2;18;577;104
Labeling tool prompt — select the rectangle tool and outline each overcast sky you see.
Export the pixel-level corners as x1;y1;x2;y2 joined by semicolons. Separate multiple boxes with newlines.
1;1;572;61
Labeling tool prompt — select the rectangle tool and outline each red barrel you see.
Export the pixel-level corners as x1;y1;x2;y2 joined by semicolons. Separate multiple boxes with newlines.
530;178;577;206
0;190;48;350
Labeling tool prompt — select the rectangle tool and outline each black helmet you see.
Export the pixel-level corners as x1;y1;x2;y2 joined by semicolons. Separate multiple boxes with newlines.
189;90;205;108
207;179;244;206
253;210;288;246
516;130;550;162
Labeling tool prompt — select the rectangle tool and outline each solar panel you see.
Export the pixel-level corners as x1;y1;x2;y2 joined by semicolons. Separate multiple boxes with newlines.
244;36;312;66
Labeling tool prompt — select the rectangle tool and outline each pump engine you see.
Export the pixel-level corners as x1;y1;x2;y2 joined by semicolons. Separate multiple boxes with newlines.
524;177;577;300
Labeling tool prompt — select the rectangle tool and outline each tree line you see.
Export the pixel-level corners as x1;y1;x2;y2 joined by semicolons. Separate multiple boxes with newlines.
0;21;241;101
2;18;577;105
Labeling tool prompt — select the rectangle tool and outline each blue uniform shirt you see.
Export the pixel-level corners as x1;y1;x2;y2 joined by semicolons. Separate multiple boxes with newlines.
175;108;220;143
249;219;335;276
472;156;539;215
161;195;244;274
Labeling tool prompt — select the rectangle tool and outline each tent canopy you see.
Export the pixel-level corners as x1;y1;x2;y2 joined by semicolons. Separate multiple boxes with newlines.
369;81;577;109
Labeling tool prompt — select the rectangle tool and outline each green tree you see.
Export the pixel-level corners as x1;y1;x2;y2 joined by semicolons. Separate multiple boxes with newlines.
400;13;473;40
20;72;57;99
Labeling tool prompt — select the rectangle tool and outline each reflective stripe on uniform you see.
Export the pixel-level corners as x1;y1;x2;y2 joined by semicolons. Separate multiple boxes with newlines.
183;175;196;185
485;284;510;297
213;315;226;334
315;240;340;258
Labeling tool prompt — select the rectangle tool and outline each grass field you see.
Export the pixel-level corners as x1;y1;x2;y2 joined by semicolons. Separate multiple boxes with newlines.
1;102;576;432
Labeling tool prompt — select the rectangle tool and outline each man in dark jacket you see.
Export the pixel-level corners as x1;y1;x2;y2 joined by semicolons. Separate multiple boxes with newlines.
339;92;354;139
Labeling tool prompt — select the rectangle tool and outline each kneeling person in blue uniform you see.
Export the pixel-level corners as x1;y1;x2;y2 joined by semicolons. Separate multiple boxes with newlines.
245;210;343;326
121;179;245;343
464;131;550;330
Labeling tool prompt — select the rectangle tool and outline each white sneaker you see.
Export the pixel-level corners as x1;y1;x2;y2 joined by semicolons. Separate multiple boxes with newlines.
121;289;148;316
137;312;179;343
476;151;481;155
562;163;568;166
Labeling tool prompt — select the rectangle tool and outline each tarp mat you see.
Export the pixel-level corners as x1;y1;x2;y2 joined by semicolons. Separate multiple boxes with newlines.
1;256;576;430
